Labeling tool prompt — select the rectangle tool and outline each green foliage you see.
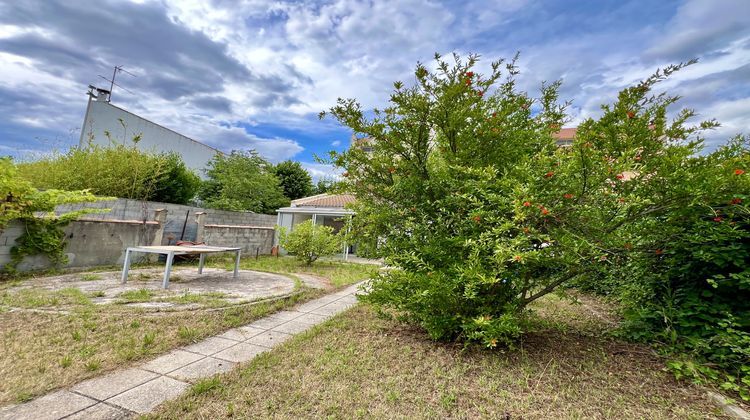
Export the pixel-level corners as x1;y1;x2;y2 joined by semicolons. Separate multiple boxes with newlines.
279;220;342;265
18;142;199;204
151;152;201;204
312;177;338;195
273;160;313;200
1;157;106;271
199;151;289;214
322;47;748;387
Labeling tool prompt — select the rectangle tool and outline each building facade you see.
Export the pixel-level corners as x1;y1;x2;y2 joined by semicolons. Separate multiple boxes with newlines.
79;87;221;177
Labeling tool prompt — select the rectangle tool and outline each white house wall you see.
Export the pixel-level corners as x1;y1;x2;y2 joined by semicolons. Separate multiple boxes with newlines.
80;100;219;177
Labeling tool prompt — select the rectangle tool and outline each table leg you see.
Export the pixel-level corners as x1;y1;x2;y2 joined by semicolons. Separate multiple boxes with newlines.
198;253;206;274
163;251;175;289
233;250;241;278
121;249;132;284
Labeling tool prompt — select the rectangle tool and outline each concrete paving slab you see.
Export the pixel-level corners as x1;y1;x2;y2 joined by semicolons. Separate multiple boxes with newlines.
141;349;204;374
217;326;266;341
267;310;303;321
310;302;353;316
72;368;158;400
65;403;131;420
168;357;236;382
213;343;269;363
183;336;237;356
106;376;188;414
293;296;339;312
272;319;317;335
246;330;292;348
0;390;96;420
246;316;288;330
295;313;331;325
338;295;359;305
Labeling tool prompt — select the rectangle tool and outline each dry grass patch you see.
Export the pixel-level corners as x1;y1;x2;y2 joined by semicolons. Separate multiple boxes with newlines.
231;256;379;287
147;296;724;419
0;288;322;405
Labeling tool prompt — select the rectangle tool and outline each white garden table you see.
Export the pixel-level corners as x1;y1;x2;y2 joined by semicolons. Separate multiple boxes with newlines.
120;245;242;289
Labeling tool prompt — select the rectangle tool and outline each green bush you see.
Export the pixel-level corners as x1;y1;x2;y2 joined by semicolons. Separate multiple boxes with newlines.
18;142;199;204
322;49;748;380
279;220;341;265
199;151;289;214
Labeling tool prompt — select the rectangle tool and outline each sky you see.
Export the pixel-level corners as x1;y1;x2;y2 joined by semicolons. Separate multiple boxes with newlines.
0;0;749;180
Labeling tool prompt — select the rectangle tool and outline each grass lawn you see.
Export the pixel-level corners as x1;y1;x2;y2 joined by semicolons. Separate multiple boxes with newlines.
229;255;379;287
0;257;375;406
147;295;723;419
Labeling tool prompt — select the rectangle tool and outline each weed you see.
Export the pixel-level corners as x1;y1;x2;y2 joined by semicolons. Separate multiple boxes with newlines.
117;288;154;303
178;326;199;342
191;377;223;395
59;355;72;368
143;331;156;348
88;290;106;298
85;359;101;372
80;274;102;281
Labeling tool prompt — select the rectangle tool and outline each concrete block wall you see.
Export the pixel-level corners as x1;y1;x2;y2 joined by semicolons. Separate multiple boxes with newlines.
201;225;275;255
55;198;277;245
55;198;277;227
1;219;161;272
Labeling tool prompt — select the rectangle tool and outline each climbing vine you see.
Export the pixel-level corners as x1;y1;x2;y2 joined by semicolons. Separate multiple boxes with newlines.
1;157;107;272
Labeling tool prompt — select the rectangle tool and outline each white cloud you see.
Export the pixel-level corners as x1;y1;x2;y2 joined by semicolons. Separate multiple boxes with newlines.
300;161;341;182
331;140;341;147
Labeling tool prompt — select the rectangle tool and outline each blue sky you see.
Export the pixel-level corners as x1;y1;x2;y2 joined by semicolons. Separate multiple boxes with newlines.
1;0;749;179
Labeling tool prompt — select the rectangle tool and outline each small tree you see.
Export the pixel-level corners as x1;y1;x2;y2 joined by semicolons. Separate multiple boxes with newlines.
321;53;742;349
279;220;341;265
273;160;313;200
199;151;290;214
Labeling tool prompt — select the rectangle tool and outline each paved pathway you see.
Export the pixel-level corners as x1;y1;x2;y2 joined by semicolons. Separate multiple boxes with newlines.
0;283;362;420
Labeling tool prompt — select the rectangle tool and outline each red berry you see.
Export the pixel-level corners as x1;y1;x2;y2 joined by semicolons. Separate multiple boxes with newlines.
713;216;723;222
466;71;474;78
563;193;574;199
731;198;742;205
735;169;745;175
545;171;555;178
472;215;481;223
655;249;663;255
523;201;531;207
627;111;635;119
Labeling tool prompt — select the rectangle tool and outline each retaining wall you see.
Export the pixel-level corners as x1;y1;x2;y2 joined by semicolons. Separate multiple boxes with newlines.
0;218;162;271
55;198;277;245
1;202;278;272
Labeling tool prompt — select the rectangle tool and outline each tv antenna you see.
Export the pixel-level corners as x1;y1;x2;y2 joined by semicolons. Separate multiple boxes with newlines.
97;65;136;102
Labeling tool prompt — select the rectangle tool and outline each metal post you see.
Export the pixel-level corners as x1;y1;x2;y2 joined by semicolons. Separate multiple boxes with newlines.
198;253;206;274
162;251;175;289
121;248;132;284
233;250;241;278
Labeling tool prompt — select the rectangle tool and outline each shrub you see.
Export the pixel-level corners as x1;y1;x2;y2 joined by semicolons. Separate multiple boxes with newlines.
322;53;745;353
17;142;199;204
279;220;341;265
199;151;289;214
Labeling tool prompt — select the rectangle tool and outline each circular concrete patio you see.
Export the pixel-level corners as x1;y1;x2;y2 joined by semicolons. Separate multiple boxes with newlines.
9;267;298;311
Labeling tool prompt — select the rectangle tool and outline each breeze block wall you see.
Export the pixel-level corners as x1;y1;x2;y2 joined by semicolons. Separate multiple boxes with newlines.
0;218;162;272
200;224;275;255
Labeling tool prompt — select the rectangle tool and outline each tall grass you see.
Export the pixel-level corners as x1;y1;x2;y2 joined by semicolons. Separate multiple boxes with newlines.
18;140;199;203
